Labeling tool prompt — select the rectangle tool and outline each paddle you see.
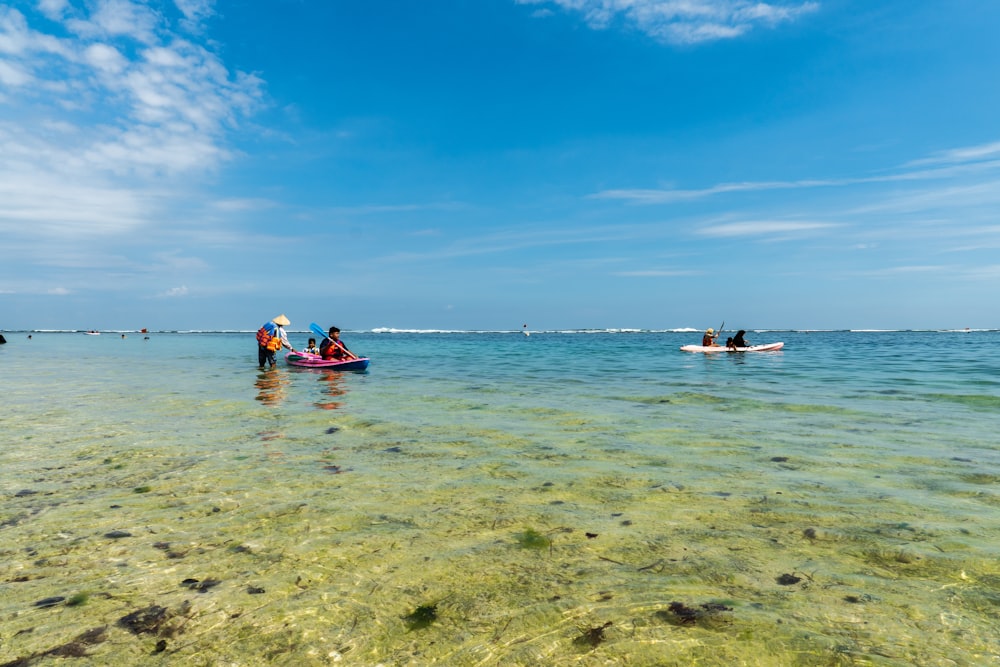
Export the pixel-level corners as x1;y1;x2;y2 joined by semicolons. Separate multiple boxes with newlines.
715;320;725;343
309;322;328;345
309;322;359;360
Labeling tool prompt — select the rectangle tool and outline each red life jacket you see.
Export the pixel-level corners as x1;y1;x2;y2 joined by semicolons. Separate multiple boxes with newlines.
320;337;346;360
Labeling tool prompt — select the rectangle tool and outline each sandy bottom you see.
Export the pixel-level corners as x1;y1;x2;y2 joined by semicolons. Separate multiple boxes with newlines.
3;386;1000;667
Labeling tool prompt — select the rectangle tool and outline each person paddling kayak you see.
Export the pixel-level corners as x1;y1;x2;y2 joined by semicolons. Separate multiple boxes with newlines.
701;328;721;347
320;326;358;361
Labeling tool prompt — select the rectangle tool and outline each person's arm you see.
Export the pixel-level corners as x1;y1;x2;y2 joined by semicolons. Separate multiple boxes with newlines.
335;339;359;359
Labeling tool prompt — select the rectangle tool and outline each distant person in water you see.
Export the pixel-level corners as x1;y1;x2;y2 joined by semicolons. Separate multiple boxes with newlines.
701;328;720;347
256;314;293;368
732;330;749;348
304;338;320;355
320;326;358;361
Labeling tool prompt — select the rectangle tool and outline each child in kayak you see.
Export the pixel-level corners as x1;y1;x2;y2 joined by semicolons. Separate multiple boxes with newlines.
304;338;320;355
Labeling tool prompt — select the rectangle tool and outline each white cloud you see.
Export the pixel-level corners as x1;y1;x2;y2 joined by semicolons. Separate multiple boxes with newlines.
38;0;70;21
961;264;1000;281
174;0;215;31
906;140;1000;168
591;178;838;203
0;58;32;85
614;269;698;276
48;286;71;295
83;42;126;73
859;265;949;277
848;181;1000;216
162;285;190;297
0;161;151;236
592;146;1000;205
0;1;264;250
65;0;161;44
211;197;278;212
516;0;819;44
151;250;208;272
697;220;837;237
0;7;71;58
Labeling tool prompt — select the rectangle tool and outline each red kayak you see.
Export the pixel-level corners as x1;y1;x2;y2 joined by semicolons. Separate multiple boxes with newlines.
285;351;370;370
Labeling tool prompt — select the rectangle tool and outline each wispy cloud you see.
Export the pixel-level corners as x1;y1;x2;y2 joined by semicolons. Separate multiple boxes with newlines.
591;178;840;204
0;165;153;237
161;285;190;297
371;221;677;265
696;220;838;237
516;0;819;44
961;264;1000;281
174;0;217;32
906;140;1000;167
860;265;949;276
614;269;699;276
325;202;468;216
846;180;1000;216
591;145;1000;205
0;1;264;248
211;198;279;212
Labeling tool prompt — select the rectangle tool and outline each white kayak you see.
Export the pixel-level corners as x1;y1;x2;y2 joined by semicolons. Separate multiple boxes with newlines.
680;342;784;353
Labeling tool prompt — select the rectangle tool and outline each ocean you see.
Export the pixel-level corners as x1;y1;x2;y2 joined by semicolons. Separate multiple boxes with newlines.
2;329;999;665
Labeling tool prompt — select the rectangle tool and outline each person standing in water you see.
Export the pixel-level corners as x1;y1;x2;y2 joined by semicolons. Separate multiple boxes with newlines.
256;314;293;368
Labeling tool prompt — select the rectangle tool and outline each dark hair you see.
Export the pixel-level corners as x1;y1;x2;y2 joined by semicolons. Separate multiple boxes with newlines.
328;327;340;334
308;338;316;344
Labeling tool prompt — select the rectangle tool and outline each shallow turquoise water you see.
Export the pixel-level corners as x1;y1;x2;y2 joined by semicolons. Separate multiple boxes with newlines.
2;330;999;665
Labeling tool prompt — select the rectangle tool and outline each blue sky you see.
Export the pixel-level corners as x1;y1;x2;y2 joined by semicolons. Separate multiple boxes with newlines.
2;0;999;331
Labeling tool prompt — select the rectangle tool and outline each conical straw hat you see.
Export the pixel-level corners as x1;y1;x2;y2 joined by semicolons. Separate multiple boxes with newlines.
272;314;290;326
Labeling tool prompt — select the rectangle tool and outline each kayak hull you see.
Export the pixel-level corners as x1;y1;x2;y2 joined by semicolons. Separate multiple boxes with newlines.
285;352;370;370
680;342;784;353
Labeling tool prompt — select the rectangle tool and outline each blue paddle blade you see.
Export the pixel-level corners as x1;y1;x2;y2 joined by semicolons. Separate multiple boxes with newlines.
309;322;327;340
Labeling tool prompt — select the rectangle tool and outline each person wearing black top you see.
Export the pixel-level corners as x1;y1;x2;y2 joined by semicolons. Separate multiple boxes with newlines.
732;330;749;347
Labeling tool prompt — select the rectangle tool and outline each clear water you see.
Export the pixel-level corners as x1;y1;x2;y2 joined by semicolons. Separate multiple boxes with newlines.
2;330;999;665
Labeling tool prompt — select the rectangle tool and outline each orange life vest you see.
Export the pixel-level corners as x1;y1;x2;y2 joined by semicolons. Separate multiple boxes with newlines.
257;324;283;351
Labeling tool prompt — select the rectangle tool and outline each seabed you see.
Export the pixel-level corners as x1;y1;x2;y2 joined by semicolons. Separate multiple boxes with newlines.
3;403;999;666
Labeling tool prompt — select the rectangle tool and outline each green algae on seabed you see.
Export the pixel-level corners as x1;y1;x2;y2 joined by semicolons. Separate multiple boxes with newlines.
516;528;551;550
5;430;1000;666
3;332;1000;665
